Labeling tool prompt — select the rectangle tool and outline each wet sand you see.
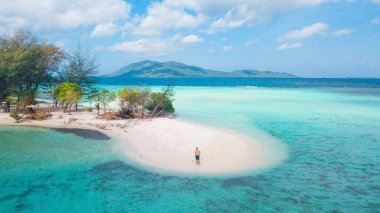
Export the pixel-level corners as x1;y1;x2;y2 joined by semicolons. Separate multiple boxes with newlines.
52;128;111;141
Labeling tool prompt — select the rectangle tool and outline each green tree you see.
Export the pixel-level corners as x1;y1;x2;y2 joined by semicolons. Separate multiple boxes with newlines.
10;109;22;122
118;87;150;118
95;103;100;116
59;45;97;84
0;60;11;101
0;30;64;104
85;87;100;110
96;89;116;113
58;45;98;110
146;85;175;117
53;82;82;112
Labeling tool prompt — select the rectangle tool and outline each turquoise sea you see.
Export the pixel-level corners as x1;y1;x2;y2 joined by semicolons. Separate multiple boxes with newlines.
1;79;380;212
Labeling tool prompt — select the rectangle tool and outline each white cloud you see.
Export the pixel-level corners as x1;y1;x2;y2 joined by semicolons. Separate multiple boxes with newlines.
223;45;234;52
278;43;303;50
0;0;131;30
181;34;204;43
110;38;178;54
204;5;257;34
91;23;118;38
371;0;380;4
331;28;354;36
108;34;202;55
128;1;206;36
372;16;380;25
126;0;331;36
278;23;328;42
199;0;330;33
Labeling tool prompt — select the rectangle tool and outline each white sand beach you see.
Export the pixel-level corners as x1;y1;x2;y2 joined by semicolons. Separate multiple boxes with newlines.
114;118;274;175
0;106;286;176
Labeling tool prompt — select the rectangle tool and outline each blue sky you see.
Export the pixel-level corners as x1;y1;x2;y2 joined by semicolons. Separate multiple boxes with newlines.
0;0;380;77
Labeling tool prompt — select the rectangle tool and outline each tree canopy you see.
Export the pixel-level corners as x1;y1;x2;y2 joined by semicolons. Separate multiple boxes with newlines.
53;82;82;112
0;30;98;114
117;85;175;118
145;85;175;117
58;45;97;85
118;87;150;118
0;29;176;119
0;30;64;104
96;88;116;112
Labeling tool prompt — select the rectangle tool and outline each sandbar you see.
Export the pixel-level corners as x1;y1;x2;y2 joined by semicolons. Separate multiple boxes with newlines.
0;107;287;176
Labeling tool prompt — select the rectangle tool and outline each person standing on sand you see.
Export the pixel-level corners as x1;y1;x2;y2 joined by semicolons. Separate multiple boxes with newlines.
195;147;201;165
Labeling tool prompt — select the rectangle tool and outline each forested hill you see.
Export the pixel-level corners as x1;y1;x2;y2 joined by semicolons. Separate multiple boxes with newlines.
104;60;297;78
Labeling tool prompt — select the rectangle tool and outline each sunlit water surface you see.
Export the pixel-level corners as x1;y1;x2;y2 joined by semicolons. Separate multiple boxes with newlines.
1;85;380;212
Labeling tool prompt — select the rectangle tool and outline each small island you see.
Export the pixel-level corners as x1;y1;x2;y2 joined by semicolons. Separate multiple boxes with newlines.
102;60;298;79
0;30;285;176
1;1;379;212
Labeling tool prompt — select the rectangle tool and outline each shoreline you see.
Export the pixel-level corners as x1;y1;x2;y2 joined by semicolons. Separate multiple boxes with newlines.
0;107;287;176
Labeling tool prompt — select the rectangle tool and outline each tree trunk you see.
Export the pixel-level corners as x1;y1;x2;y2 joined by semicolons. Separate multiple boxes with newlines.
63;103;69;112
120;103;126;119
150;101;163;118
26;83;31;106
33;84;39;104
17;85;23;102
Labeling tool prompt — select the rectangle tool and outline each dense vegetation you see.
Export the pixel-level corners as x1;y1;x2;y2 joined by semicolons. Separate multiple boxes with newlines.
0;30;64;104
0;30;96;106
1;30;175;120
118;85;174;118
53;82;83;112
82;85;175;119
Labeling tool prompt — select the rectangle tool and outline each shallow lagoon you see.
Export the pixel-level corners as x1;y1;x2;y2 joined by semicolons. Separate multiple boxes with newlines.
1;86;380;212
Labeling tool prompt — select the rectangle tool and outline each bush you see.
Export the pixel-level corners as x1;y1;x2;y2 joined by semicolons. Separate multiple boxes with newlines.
145;92;175;114
145;85;175;117
97;111;122;120
6;97;17;104
53;82;83;112
10;110;21;121
118;87;150;118
26;109;52;120
97;89;116;112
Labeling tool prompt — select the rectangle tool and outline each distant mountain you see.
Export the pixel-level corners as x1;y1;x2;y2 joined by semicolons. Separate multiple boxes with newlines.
105;60;297;78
